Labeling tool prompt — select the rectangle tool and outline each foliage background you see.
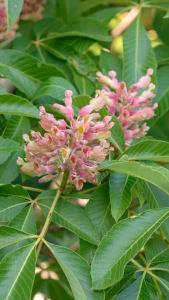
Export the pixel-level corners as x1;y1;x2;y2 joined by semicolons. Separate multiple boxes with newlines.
1;0;169;299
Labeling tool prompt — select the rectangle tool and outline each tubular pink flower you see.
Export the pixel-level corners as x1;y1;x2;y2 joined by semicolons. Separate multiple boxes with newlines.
83;69;157;146
18;90;113;190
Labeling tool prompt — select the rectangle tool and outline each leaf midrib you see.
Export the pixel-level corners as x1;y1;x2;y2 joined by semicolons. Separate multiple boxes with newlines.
5;244;35;300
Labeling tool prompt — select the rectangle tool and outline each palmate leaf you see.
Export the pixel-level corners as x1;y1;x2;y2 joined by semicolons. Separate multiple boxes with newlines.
0;196;27;222
46;242;105;300
0;137;19;165
0;242;36;300
38;190;100;245
5;0;23;30
0;94;39;118
0;226;35;250
100;160;169;196
91;208;169;289
123;16;157;86
121;139;169;162
109;173;135;221
0;50;64;98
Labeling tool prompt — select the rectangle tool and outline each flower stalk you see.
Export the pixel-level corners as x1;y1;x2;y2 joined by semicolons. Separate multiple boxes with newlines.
37;171;69;256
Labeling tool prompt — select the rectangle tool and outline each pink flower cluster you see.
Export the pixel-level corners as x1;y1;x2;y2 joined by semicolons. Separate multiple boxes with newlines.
80;69;157;146
17;91;113;190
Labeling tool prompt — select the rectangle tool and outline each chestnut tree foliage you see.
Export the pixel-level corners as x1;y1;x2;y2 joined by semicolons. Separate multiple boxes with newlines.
0;0;169;299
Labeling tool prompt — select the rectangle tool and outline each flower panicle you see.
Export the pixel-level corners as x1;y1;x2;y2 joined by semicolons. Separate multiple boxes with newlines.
81;68;157;146
18;90;113;190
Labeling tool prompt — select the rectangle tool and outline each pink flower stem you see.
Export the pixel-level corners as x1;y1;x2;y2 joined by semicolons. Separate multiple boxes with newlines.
36;171;69;256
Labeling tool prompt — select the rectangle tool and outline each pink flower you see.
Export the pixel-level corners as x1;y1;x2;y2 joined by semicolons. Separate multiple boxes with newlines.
82;69;157;146
18;90;113;190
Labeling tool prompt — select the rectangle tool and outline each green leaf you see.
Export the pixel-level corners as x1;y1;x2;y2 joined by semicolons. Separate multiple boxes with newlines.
0;242;36;299
109;116;125;153
73;95;91;109
114;276;158;300
109;173;135;221
2;116;30;142
46;18;111;42
34;77;77;101
85;183;114;237
72;69;95;95
123;16;157;86
0;137;19;165
122;139;169;162
143;0;169;10
0;94;39;118
145;236;167;263
0;50;63;98
90;7;123;24
141;183;169;239
0;153;19;184
10;205;37;234
0;196;27;222
79;240;96;264
5;0;23;30
99;51;122;79
0;184;30;200
78;0;131;14
38;190;100;245
46;242;105;300
100;160;169;196
149;66;169;126
91;208;169;289
0;226;34;250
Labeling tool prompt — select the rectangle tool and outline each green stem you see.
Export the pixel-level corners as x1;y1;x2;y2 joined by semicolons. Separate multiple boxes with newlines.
130;258;145;271
22;186;44;193
36;171;69;256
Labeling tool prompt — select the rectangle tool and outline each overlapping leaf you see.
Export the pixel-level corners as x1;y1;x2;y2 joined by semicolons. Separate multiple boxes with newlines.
46;242;105;300
100;160;169;196
91;208;169;289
